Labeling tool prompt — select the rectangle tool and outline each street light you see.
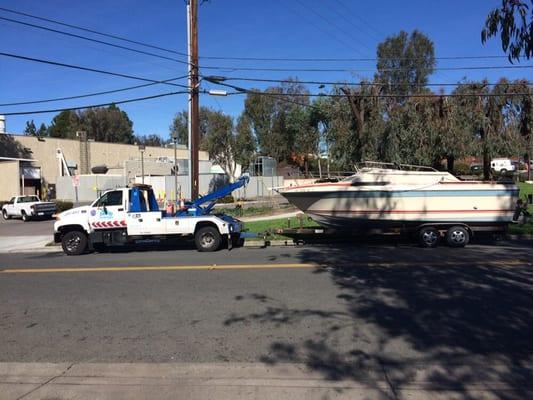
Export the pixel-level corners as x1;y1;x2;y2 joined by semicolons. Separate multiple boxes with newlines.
138;144;146;184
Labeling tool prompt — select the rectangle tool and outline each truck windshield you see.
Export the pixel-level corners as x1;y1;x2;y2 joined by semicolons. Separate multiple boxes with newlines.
18;196;39;203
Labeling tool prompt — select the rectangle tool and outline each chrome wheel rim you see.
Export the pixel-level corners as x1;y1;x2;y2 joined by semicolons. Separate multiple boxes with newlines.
450;230;466;244
200;232;215;248
422;230;438;246
66;235;81;252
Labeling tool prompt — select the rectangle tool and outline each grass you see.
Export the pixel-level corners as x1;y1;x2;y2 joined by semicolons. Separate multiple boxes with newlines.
243;216;319;241
223;204;296;218
509;182;533;235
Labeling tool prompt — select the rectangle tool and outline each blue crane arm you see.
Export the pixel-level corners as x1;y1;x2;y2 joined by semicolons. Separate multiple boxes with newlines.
178;175;249;216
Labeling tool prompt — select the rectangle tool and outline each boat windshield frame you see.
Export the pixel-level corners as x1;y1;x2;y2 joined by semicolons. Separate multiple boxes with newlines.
354;161;438;172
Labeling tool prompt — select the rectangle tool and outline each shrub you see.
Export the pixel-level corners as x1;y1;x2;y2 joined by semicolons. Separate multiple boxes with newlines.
217;195;234;204
453;162;471;176
54;200;74;212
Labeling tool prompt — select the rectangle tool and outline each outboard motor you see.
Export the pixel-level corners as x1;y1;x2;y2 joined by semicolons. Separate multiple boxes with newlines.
513;198;532;222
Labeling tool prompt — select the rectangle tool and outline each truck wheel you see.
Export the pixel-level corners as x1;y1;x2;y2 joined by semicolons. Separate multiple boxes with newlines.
2;210;10;220
61;230;88;255
21;211;30;222
195;226;221;252
418;226;439;248
446;226;469;248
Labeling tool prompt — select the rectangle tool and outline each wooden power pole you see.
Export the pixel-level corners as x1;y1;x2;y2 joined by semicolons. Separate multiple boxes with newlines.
188;0;200;200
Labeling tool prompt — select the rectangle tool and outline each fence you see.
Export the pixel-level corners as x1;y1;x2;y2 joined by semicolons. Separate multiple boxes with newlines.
56;174;285;203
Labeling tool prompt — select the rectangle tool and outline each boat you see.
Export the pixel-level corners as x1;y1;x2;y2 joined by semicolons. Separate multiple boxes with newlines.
276;162;520;230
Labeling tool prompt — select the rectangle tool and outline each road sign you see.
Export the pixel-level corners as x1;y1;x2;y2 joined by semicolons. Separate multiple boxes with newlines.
72;175;80;187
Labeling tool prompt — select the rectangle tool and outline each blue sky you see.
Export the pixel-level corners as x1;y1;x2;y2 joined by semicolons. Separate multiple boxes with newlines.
1;0;531;138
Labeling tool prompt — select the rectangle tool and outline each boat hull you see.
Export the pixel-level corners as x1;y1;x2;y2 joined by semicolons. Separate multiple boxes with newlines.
280;184;519;229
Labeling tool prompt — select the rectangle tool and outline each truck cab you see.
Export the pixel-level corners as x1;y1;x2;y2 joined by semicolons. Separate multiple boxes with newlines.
54;183;244;255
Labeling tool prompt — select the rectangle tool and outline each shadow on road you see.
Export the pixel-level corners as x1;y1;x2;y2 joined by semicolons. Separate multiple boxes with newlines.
225;245;533;398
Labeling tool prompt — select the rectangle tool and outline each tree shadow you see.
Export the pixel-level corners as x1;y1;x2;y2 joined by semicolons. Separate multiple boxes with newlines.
224;245;533;398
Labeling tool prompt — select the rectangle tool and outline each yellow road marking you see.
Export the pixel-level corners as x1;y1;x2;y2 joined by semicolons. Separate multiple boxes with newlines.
0;259;530;274
0;263;317;274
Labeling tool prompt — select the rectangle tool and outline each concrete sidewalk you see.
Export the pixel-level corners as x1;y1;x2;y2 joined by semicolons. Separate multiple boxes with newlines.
2;362;531;400
0;235;53;253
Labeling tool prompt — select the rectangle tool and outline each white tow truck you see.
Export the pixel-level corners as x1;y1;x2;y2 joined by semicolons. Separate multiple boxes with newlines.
2;195;57;221
54;176;249;255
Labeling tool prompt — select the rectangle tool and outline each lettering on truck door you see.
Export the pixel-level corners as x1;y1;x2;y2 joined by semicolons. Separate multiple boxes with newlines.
88;190;127;230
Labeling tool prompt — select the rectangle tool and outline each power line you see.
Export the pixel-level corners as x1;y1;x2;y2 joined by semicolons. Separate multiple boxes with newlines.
0;90;190;116
197;64;533;73
0;75;189;107
197;54;514;62
214;75;532;88
0;6;189;57
282;0;368;57
334;0;384;40
0;16;191;66
0;52;190;88
206;79;530;99
293;0;373;55
227;90;532;99
0;6;521;64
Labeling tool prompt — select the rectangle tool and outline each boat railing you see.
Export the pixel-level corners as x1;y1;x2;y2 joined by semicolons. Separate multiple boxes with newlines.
355;161;438;172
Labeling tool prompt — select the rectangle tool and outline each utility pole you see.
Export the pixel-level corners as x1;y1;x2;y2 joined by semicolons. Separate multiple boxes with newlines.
187;0;200;200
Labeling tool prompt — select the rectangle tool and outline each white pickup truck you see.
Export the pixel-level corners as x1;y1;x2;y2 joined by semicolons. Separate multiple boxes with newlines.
2;195;57;222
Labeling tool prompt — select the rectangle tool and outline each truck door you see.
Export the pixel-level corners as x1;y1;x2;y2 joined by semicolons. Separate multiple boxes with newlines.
88;190;127;230
5;197;16;216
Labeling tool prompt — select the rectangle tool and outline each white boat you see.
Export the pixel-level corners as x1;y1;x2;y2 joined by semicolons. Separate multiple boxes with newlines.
276;162;519;230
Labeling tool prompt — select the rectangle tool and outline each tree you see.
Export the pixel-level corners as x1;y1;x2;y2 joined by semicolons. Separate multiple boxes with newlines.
37;123;47;138
376;30;435;98
23;120;37;136
169;111;188;146
482;0;533;62
234;115;256;170
243;80;309;163
203;110;238;181
79;105;134;144
135;134;165;147
47;110;80;138
47;106;134;143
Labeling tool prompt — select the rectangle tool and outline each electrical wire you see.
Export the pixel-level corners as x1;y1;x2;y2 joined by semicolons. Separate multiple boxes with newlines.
0;6;189;57
0;16;191;66
0;6;522;64
0;90;191;116
0;75;189;107
213;76;532;88
293;0;373;54
0;52;190;88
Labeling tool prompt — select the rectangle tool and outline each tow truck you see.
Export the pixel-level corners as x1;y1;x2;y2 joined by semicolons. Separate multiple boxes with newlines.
54;175;249;255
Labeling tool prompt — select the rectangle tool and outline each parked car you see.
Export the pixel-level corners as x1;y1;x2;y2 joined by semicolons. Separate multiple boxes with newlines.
2;195;57;222
490;158;516;174
469;164;483;175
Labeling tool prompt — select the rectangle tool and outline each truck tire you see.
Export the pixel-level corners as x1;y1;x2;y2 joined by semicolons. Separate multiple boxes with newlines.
21;210;30;222
2;210;10;220
418;226;439;248
446;226;469;248
195;226;221;252
61;230;88;255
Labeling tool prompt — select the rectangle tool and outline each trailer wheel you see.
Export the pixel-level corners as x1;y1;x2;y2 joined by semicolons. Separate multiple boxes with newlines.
446;226;469;248
419;226;439;248
21;210;30;222
2;210;10;220
61;230;88;255
195;226;221;252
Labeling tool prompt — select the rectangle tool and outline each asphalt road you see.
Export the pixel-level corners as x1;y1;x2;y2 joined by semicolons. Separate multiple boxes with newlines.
0;216;54;236
1;242;532;396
